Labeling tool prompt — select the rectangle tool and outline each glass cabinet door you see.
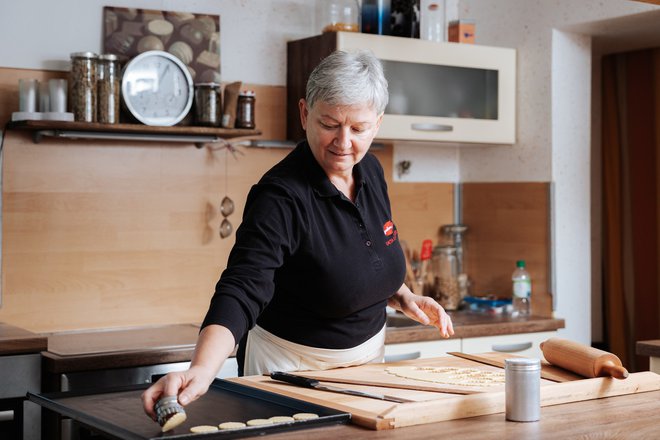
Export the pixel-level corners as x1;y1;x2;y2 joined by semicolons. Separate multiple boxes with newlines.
337;32;516;144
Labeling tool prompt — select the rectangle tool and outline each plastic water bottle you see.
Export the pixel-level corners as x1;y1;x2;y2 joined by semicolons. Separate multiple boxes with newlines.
512;260;531;316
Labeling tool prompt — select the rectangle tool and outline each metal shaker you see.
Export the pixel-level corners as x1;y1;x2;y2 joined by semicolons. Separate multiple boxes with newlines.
505;357;541;422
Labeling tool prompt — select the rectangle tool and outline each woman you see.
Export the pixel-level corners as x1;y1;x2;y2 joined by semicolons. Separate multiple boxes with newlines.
142;50;454;419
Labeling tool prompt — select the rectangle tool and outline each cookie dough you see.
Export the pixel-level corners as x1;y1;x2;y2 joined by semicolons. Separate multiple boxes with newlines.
218;422;246;430
386;366;505;387
246;418;273;426
292;413;319;420
190;425;219;433
269;415;295;423
161;412;187;432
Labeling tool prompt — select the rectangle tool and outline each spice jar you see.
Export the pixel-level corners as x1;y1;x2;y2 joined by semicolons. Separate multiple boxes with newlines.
505;358;541;422
430;245;460;310
69;52;98;122
97;54;120;124
194;82;222;126
235;90;256;129
317;0;360;33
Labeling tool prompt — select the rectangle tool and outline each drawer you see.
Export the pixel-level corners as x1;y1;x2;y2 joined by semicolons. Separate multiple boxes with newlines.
461;331;557;359
385;339;461;362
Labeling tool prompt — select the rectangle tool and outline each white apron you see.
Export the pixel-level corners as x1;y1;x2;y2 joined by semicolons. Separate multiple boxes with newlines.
243;324;386;376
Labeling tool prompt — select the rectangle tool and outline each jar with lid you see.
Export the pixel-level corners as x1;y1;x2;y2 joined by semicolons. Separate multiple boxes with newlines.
194;82;222;126
235;90;256;129
430;245;460;310
97;54;120;124
69;52;98;122
316;0;360;33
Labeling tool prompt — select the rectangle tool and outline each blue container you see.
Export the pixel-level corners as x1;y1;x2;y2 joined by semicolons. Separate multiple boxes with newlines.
362;0;391;35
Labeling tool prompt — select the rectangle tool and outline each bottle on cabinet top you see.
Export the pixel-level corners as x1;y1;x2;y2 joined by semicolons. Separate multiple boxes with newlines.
317;0;360;33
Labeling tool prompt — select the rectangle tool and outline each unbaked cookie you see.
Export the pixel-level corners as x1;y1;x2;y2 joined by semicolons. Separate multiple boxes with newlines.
269;415;295;423
161;412;187;432
246;418;273;426
190;425;218;433
292;413;319;420
218;422;246;430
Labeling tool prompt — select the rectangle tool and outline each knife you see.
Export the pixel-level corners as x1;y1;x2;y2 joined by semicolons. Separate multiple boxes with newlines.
270;371;414;403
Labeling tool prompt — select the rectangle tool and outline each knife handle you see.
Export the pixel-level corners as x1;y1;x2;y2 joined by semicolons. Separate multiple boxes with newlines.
270;371;320;388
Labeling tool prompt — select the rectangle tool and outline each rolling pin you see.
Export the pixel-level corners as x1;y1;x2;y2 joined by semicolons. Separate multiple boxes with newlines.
540;337;629;379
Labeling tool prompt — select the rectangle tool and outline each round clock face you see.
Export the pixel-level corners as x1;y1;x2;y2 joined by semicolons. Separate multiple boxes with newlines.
121;50;194;126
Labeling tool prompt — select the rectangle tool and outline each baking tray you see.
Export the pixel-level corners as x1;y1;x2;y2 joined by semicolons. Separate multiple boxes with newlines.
28;379;350;439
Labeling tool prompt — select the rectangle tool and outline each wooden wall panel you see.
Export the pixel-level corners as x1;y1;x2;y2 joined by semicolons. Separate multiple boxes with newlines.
0;67;454;332
462;182;552;317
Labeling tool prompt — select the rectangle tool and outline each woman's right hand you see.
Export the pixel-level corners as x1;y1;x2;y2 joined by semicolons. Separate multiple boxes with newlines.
141;365;216;420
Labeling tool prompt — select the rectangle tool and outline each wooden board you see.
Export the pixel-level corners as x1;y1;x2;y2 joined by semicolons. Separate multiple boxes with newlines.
291;356;556;395
447;351;584;382
234;356;660;430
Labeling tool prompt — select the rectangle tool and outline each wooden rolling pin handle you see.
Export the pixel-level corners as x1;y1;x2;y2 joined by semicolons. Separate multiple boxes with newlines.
600;361;629;380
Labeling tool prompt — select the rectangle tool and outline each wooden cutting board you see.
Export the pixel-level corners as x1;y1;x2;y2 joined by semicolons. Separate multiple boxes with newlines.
447;351;584;382
233;355;660;430
291;355;557;394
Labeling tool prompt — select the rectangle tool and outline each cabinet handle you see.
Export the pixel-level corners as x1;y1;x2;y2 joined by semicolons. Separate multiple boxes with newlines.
384;351;421;362
492;342;532;353
411;123;453;132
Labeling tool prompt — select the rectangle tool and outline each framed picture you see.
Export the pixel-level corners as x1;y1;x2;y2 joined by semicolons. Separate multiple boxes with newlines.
103;6;221;83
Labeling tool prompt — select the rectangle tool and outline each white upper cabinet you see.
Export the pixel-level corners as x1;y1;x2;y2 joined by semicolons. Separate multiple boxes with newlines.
287;32;516;144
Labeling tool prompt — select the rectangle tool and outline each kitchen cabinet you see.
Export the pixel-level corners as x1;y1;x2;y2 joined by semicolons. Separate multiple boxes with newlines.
461;330;557;359
385;330;558;361
384;339;461;362
287;32;516;144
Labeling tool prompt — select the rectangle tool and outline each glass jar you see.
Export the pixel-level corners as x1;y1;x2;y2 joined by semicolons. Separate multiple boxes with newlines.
97;54;120;124
317;0;360;33
194;82;222;126
69;52;98;122
430;245;460;310
235;90;256;129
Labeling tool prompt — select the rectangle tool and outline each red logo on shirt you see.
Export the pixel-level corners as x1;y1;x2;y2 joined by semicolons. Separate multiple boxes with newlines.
383;221;394;236
383;220;398;246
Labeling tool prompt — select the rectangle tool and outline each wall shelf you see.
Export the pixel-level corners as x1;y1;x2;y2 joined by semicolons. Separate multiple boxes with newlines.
7;120;261;147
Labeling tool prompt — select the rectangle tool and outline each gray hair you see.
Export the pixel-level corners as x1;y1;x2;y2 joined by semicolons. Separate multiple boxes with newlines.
305;50;389;114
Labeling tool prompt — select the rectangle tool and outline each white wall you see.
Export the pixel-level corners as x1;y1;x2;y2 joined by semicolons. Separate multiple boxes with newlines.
0;0;315;84
455;0;658;344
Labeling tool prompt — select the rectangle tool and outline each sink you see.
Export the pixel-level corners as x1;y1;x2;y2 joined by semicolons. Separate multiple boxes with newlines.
385;313;423;328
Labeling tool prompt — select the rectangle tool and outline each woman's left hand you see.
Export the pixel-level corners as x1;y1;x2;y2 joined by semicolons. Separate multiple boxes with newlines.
388;284;454;338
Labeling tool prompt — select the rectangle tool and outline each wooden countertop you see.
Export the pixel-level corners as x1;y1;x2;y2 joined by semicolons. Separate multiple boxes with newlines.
637;339;660;357
0;322;48;355
41;313;564;374
260;389;660;440
385;312;564;344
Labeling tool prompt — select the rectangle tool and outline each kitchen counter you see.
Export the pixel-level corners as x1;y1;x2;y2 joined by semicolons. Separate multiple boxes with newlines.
385;312;563;344
637;339;660;374
41;313;563;374
260;389;660;440
0;322;48;355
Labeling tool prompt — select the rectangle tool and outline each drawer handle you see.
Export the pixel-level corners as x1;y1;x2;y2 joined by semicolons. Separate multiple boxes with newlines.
0;410;14;422
384;351;421;362
411;123;453;132
492;342;532;353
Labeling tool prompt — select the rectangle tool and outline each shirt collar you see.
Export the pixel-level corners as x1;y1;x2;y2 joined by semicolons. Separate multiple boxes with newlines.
299;141;366;198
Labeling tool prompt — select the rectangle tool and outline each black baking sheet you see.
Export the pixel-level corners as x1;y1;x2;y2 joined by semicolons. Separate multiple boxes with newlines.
28;379;350;439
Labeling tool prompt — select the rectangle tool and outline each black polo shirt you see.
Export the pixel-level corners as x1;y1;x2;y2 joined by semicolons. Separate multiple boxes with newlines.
201;141;406;350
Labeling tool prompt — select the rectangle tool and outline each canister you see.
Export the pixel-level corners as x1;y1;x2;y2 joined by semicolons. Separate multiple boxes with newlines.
235;90;256;129
97;54;120;124
69;52;98;122
194;82;222;126
505;358;541;422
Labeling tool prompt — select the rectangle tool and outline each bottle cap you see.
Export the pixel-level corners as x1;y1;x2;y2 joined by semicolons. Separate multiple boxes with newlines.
516;260;525;268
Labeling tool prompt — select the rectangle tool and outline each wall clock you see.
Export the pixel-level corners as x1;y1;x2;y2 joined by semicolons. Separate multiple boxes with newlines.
121;50;194;126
